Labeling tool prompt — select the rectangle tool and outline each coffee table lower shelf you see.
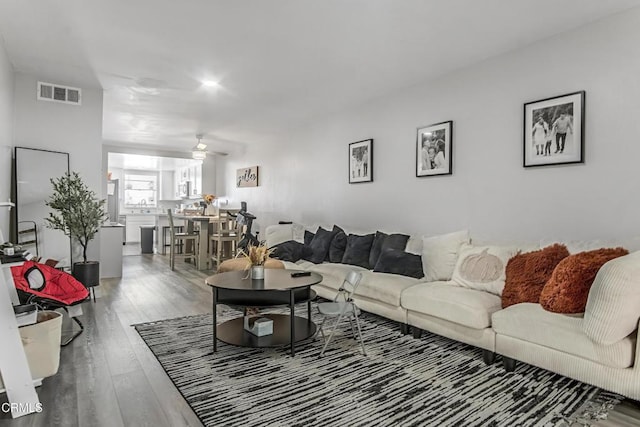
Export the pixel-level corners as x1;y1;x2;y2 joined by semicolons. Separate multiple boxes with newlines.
216;313;317;348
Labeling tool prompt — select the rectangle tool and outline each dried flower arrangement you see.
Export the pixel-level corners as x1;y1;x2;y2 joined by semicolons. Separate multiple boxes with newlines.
239;243;272;266
202;194;216;205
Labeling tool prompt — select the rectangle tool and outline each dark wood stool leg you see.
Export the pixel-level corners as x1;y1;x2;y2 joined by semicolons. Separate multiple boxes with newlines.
482;349;496;365
503;356;516;372
412;327;422;339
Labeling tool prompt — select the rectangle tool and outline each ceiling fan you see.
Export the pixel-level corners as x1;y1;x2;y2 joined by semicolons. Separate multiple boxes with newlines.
190;133;228;159
192;134;207;160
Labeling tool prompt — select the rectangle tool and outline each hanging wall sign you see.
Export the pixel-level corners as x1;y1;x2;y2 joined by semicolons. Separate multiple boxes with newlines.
236;166;259;187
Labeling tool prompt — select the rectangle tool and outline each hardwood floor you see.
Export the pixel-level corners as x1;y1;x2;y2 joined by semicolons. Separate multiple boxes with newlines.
1;254;639;426
1;255;210;427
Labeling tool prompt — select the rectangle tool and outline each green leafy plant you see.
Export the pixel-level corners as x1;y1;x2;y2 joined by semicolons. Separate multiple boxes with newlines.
45;172;107;263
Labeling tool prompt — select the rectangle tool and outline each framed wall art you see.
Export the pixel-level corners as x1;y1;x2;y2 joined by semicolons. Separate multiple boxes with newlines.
349;139;373;183
237;166;259;187
523;91;585;167
416;121;452;177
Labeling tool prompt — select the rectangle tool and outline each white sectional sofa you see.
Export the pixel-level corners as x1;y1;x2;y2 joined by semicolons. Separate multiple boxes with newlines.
265;224;640;400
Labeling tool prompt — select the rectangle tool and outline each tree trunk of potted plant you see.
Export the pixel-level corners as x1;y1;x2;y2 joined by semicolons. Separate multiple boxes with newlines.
45;172;107;291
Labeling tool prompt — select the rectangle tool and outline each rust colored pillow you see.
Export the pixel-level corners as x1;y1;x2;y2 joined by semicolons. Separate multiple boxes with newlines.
501;244;570;308
540;248;629;314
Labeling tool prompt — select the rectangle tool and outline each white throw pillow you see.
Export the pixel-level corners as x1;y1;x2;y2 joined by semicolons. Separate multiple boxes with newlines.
264;224;294;248
451;244;518;296
583;251;640;345
405;237;423;255
421;230;470;281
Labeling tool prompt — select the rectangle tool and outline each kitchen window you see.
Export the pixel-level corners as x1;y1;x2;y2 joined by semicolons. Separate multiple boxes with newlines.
124;173;158;207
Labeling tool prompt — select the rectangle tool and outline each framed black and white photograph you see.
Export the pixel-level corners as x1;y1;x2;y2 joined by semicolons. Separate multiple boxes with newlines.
416;121;452;177
524;91;585;167
349;139;373;183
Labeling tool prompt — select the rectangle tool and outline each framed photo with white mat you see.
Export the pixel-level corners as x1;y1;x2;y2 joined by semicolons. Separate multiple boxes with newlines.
523;91;585;168
416;121;453;177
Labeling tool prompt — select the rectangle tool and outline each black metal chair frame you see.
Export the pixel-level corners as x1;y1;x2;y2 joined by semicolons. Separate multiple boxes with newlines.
21;292;87;347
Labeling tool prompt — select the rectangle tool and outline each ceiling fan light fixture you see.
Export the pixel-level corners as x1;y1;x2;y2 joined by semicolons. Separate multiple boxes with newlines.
192;150;206;160
192;133;207;160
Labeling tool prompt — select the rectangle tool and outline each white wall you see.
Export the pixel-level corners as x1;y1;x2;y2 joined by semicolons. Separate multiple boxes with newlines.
219;9;640;243
0;36;14;239
13;73;104;261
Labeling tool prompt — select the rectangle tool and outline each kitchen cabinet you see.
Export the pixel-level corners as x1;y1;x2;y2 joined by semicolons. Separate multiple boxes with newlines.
100;225;124;278
125;215;156;243
160;170;177;200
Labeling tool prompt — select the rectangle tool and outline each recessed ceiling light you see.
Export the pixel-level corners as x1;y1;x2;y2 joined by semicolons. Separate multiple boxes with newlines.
202;80;220;88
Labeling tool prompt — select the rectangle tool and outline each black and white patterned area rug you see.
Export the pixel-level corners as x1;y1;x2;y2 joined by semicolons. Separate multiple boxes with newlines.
134;307;621;427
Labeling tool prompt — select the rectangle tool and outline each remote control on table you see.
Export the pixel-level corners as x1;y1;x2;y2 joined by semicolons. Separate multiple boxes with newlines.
291;271;311;277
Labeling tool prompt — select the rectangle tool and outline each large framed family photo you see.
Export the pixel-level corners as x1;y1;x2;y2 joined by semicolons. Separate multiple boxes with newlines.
349;139;373;183
524;91;585;167
416;121;452;177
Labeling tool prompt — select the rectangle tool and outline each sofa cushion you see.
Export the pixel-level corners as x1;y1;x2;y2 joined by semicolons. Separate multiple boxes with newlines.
307;263;369;292
501;244;570;308
355;271;422;306
422;230;470;282
271;240;313;263
342;233;375;269
303;227;338;264
493;303;636;369
451;244;518;296
373;248;424;279
328;226;347;263
584;251;640;345
401;282;502;329
540;247;629;314
369;231;410;269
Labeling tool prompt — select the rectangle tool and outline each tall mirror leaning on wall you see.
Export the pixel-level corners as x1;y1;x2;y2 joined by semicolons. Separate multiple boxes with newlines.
10;147;72;268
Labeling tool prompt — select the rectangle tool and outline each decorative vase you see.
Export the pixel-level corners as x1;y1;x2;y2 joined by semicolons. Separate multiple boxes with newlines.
205;204;218;216
251;265;265;280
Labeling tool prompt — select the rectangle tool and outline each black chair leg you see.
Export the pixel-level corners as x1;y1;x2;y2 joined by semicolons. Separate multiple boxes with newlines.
400;323;409;335
503;356;517;372
482;349;496;365
61;315;84;347
412;327;422;339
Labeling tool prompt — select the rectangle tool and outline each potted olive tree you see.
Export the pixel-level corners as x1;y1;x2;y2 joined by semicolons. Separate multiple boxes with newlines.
45;172;107;288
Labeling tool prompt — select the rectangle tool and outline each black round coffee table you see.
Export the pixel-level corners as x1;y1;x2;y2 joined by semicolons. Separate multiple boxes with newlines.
206;269;322;356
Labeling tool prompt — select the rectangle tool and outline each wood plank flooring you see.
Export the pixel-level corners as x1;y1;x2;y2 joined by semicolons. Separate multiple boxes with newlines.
1;253;639;426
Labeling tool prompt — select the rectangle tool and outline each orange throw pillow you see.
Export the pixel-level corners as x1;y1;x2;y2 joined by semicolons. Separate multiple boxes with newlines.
502;244;570;308
540;248;629;314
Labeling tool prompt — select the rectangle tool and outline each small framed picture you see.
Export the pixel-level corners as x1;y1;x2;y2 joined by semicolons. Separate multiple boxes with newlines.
349;139;373;183
236;166;259;187
524;91;585;167
416;121;453;177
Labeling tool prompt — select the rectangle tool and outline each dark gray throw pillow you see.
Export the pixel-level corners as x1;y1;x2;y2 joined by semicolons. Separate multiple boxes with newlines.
342;233;375;269
304;227;336;264
329;228;347;263
325;225;344;262
304;230;315;246
373;248;424;279
369;231;410;268
271;240;313;263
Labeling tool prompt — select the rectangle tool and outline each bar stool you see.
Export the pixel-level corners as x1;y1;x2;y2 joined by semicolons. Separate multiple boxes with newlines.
209;214;241;270
167;210;199;270
162;225;184;255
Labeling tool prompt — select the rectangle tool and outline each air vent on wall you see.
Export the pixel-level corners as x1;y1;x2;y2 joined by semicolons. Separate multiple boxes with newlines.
37;81;82;105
